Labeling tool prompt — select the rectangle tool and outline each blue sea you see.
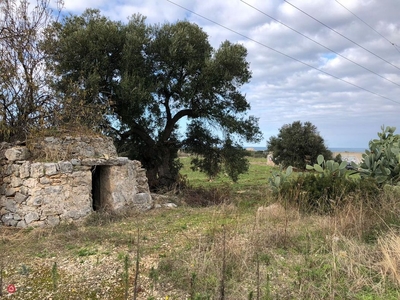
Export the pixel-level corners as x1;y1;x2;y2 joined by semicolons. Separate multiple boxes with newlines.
247;147;366;153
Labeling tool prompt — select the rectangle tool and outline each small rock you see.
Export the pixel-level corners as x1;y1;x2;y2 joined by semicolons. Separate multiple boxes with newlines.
15;192;28;204
25;212;40;224
5;147;30;161
163;203;177;209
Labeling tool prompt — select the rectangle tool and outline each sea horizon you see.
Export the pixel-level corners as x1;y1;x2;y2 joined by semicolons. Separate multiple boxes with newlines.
246;146;367;153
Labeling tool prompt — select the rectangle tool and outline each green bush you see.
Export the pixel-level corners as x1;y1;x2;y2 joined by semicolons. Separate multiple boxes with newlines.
267;121;332;169
281;174;380;213
269;154;380;213
358;125;400;184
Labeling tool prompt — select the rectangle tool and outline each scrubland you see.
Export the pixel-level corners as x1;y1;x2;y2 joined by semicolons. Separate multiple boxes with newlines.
1;156;400;299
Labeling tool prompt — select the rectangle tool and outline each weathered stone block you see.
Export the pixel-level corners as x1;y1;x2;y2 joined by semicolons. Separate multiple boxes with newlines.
0;184;5;195
0;207;7;215
46;215;60;226
133;193;153;210
27;196;43;207
5;187;16;197
13;213;22;221
30;163;44;178
30;220;45;227
16;220;27;228
25;212;39;224
62;207;91;220
81;157;127;166
19;161;30;178
2;176;11;183
44;163;58;175
44;185;63;194
70;158;81;166
14;192;28;204
5;147;29;161
39;177;51;184
1;213;15;226
19;186;29;195
42;205;63;216
5;199;16;212
11;176;23;187
24;178;37;188
71;172;91;186
58;161;73;173
3;164;20;176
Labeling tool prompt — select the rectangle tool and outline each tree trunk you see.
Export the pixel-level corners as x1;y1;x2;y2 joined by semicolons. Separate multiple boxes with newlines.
145;145;178;191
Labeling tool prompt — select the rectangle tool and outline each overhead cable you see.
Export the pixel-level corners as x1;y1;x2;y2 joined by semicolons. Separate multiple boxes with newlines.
241;0;400;88
283;0;400;71
335;0;400;54
166;0;400;105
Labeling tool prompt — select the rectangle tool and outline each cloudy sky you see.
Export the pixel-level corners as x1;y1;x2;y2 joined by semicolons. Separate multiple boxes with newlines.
57;0;400;149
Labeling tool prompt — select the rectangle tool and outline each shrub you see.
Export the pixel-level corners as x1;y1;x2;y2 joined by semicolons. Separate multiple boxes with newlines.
358;125;400;185
267;121;332;169
283;174;380;213
269;155;380;213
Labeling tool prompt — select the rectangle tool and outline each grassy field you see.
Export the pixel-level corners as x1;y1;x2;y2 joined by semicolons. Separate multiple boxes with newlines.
1;156;400;299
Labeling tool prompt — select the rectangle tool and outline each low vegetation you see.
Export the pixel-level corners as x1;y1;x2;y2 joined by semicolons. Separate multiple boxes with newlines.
1;156;400;299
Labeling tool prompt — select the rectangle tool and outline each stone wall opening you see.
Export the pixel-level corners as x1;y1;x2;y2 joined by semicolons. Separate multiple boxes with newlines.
91;166;103;211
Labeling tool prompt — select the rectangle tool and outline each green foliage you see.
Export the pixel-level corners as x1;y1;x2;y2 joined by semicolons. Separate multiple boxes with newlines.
358;126;400;184
306;154;350;177
268;165;294;194
269;154;380;212
76;247;98;257
47;10;262;189
267;121;332;169
284;174;378;213
189;138;249;182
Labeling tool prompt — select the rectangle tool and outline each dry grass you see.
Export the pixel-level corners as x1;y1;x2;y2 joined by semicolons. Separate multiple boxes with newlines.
1;158;400;299
378;230;400;286
1;196;400;299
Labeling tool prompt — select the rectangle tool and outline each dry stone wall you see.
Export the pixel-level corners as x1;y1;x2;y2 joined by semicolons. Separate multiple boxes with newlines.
0;136;152;228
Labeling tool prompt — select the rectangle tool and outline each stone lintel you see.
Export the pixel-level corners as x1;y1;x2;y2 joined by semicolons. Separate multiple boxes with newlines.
81;157;129;166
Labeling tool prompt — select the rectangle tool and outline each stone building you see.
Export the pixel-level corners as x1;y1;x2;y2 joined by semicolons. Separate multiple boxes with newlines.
0;135;153;228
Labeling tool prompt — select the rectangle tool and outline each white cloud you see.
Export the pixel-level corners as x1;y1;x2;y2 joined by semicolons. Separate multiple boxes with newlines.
60;0;400;149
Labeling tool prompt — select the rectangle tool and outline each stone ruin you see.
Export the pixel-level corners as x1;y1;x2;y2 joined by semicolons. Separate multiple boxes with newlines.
0;135;153;228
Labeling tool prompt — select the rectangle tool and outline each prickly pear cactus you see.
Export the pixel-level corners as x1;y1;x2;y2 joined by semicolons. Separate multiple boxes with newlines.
268;165;293;194
359;126;400;184
306;154;349;177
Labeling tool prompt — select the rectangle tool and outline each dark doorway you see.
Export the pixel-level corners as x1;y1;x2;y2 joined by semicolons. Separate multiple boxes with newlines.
92;166;102;211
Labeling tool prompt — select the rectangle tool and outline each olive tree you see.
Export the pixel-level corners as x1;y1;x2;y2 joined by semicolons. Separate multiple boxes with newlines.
46;10;262;189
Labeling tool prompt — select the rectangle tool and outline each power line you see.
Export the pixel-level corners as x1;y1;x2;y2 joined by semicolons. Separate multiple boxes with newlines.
335;0;400;54
283;0;400;72
165;0;400;105
240;0;400;88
